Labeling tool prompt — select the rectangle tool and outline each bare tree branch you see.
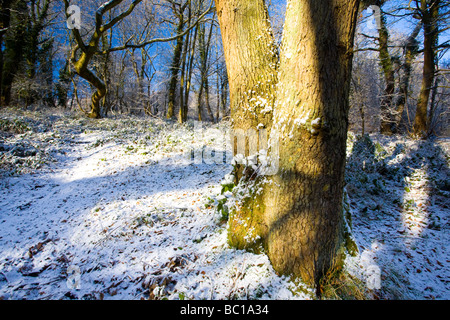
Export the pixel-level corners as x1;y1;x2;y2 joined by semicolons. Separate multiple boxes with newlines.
98;1;213;54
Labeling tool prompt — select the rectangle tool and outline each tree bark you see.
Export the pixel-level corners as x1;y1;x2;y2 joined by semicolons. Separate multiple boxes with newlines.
267;0;360;287
216;0;360;288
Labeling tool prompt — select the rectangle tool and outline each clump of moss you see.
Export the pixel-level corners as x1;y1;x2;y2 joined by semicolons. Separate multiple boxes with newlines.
0;118;31;134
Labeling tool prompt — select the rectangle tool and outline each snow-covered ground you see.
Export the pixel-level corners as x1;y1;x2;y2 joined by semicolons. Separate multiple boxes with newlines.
344;132;450;299
0;109;448;300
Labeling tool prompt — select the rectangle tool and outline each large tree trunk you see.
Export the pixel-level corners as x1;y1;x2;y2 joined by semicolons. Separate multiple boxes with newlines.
167;17;185;120
0;0;13;107
265;0;359;288
215;0;278;183
216;0;360;288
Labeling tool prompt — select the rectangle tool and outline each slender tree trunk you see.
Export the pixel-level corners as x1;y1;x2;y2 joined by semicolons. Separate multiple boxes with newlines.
101;30;112;117
131;50;143;107
220;66;228;116
179;25;190;123
197;81;204;121
197;16;216;122
179;1;193;123
393;22;422;133
216;0;360;288
184;23;198;121
204;75;214;121
215;62;220;121
64;0;143;118
67;18;106;118
71;40;107;119
427;76;439;134
378;10;395;135
167;11;185;120
413;0;439;138
79;66;106;119
360;104;365;136
215;0;279;183
205;15;215;122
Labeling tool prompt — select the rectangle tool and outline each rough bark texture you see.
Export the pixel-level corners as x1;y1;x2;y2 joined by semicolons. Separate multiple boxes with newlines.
215;0;278;189
264;0;359;287
215;0;278;136
216;0;360;288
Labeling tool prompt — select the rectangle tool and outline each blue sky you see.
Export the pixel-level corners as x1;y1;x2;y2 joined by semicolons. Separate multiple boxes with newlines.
54;0;449;91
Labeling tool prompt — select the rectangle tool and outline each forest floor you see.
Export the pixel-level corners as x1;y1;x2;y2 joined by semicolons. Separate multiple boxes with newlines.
0;108;448;300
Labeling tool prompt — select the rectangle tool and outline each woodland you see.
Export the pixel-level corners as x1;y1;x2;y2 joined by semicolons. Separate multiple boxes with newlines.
0;0;448;301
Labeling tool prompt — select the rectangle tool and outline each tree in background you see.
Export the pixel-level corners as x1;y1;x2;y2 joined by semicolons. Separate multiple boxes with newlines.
63;0;210;119
63;0;144;118
166;0;189;120
0;0;13;107
20;0;53;107
195;8;215;122
1;0;27;106
357;0;449;137
413;0;441;137
393;20;422;133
